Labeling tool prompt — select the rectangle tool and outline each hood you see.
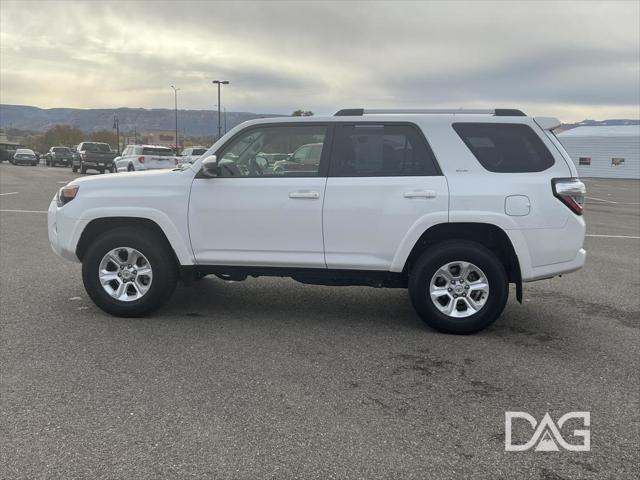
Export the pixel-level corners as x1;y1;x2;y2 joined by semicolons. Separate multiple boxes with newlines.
67;168;190;188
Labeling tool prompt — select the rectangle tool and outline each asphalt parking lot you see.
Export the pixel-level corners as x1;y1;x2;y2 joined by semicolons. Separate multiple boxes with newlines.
1;163;638;479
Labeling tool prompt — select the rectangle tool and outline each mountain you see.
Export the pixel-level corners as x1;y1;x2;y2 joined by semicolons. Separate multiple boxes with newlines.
0;104;286;136
555;118;640;133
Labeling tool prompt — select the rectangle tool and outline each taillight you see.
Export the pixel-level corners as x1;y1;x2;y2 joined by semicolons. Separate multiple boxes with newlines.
552;178;585;215
138;156;145;164
57;185;79;207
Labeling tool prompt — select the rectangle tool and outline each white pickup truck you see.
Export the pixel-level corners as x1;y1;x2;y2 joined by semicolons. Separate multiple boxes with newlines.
49;108;586;334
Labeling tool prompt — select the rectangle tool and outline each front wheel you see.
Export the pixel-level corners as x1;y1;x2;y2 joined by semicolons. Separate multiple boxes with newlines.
408;241;508;334
80;162;87;174
82;228;178;317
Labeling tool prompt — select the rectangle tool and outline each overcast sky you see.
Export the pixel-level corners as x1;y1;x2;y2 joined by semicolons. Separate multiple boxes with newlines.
1;0;639;121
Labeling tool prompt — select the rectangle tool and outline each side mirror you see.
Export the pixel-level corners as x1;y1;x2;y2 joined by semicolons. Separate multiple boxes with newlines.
201;155;218;177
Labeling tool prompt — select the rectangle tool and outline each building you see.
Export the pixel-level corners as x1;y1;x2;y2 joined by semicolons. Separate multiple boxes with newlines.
142;130;178;149
558;125;640;179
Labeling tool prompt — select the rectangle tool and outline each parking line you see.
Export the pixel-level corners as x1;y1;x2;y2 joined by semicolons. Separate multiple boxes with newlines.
586;196;617;204
586;234;640;239
0;209;47;214
0;192;19;196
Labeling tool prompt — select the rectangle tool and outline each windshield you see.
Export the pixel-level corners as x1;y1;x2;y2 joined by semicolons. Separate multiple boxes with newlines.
142;147;174;156
83;143;111;153
191;148;207;156
52;147;70;152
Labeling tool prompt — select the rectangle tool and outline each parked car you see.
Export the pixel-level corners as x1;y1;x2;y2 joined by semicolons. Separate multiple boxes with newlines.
12;148;38;166
48;108;586;334
272;142;323;175
114;145;177;172
1;143;24;163
44;146;74;167
72;142;117;174
178;146;208;165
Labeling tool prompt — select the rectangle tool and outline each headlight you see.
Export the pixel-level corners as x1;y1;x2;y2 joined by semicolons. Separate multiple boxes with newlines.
57;185;79;207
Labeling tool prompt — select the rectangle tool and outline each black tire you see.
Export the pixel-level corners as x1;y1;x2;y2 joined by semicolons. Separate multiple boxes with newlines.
80;162;87;174
99;168;105;174
127;164;134;172
408;240;508;334
82;227;178;317
72;165;78;173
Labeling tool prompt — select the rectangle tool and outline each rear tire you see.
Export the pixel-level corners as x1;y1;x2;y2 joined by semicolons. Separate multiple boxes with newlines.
408;240;508;334
72;165;78;173
82;227;178;317
127;164;134;172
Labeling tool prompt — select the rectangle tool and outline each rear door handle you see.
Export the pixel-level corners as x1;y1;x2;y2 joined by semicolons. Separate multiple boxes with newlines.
289;190;320;199
403;190;436;199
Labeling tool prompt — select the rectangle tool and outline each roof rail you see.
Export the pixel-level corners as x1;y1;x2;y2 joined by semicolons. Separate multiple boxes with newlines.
334;108;526;117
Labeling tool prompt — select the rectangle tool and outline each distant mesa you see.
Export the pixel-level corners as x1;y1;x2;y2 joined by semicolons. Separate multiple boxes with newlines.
0;104;286;136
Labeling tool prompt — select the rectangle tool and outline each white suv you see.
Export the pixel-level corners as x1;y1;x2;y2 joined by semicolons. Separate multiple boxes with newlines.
49;108;586;334
114;145;177;172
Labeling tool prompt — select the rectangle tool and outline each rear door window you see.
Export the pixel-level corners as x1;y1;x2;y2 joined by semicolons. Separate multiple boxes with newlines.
330;124;439;177
452;123;554;173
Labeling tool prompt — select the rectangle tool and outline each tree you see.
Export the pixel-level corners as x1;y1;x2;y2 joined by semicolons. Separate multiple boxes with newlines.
40;125;84;151
89;129;117;147
291;110;314;117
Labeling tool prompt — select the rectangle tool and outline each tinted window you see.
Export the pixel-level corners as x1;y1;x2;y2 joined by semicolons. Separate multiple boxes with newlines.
142;147;173;156
453;123;554;173
82;142;111;153
330;124;439;177
52;147;70;152
192;148;207;156
217;125;327;177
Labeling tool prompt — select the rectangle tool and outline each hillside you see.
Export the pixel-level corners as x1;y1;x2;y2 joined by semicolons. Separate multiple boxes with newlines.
0;104;285;136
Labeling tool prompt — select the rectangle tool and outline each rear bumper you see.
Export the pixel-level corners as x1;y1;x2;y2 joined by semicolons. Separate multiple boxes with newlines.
509;213;587;282
524;248;586;282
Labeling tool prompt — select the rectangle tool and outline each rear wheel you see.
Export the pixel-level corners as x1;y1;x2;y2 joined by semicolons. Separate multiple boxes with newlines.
127;164;135;172
72;164;78;173
408;241;508;334
82;228;178;317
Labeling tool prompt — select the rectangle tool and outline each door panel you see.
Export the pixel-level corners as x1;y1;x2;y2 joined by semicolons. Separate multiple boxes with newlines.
188;123;329;267
189;177;326;267
323;123;448;271
323;176;448;270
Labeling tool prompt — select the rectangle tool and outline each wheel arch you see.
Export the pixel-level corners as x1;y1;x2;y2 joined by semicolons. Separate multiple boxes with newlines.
75;217;187;267
402;222;523;301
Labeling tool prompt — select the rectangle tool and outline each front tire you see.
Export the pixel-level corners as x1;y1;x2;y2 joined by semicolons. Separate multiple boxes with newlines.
82;227;178;317
80;162;87;174
408;241;508;334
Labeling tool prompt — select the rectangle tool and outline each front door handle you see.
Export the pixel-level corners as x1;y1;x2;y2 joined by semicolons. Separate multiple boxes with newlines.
403;190;437;199
289;190;320;199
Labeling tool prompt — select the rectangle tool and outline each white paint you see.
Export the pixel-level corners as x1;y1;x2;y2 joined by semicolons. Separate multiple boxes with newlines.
0;192;19;196
0;209;47;213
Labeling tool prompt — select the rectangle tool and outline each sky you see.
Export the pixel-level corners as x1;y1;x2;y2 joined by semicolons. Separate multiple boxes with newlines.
1;0;639;122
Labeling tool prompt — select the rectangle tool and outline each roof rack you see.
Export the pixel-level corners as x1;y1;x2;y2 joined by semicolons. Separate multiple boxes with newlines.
334;108;526;117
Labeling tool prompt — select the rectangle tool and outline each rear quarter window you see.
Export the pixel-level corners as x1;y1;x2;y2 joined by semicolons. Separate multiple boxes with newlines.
452;123;554;173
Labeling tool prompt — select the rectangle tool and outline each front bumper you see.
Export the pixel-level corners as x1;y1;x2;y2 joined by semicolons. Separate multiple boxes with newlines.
48;200;83;262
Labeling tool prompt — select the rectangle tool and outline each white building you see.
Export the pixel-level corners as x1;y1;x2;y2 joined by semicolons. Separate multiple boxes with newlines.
558;125;640;179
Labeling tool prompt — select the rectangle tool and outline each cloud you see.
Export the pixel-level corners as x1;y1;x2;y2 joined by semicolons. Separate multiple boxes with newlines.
0;0;638;121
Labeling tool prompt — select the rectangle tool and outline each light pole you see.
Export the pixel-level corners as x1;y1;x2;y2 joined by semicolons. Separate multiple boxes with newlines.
170;85;180;154
112;114;120;154
215;104;228;133
212;80;229;140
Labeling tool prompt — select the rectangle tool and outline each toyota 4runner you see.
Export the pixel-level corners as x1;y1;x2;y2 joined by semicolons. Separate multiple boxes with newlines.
49;108;586;334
